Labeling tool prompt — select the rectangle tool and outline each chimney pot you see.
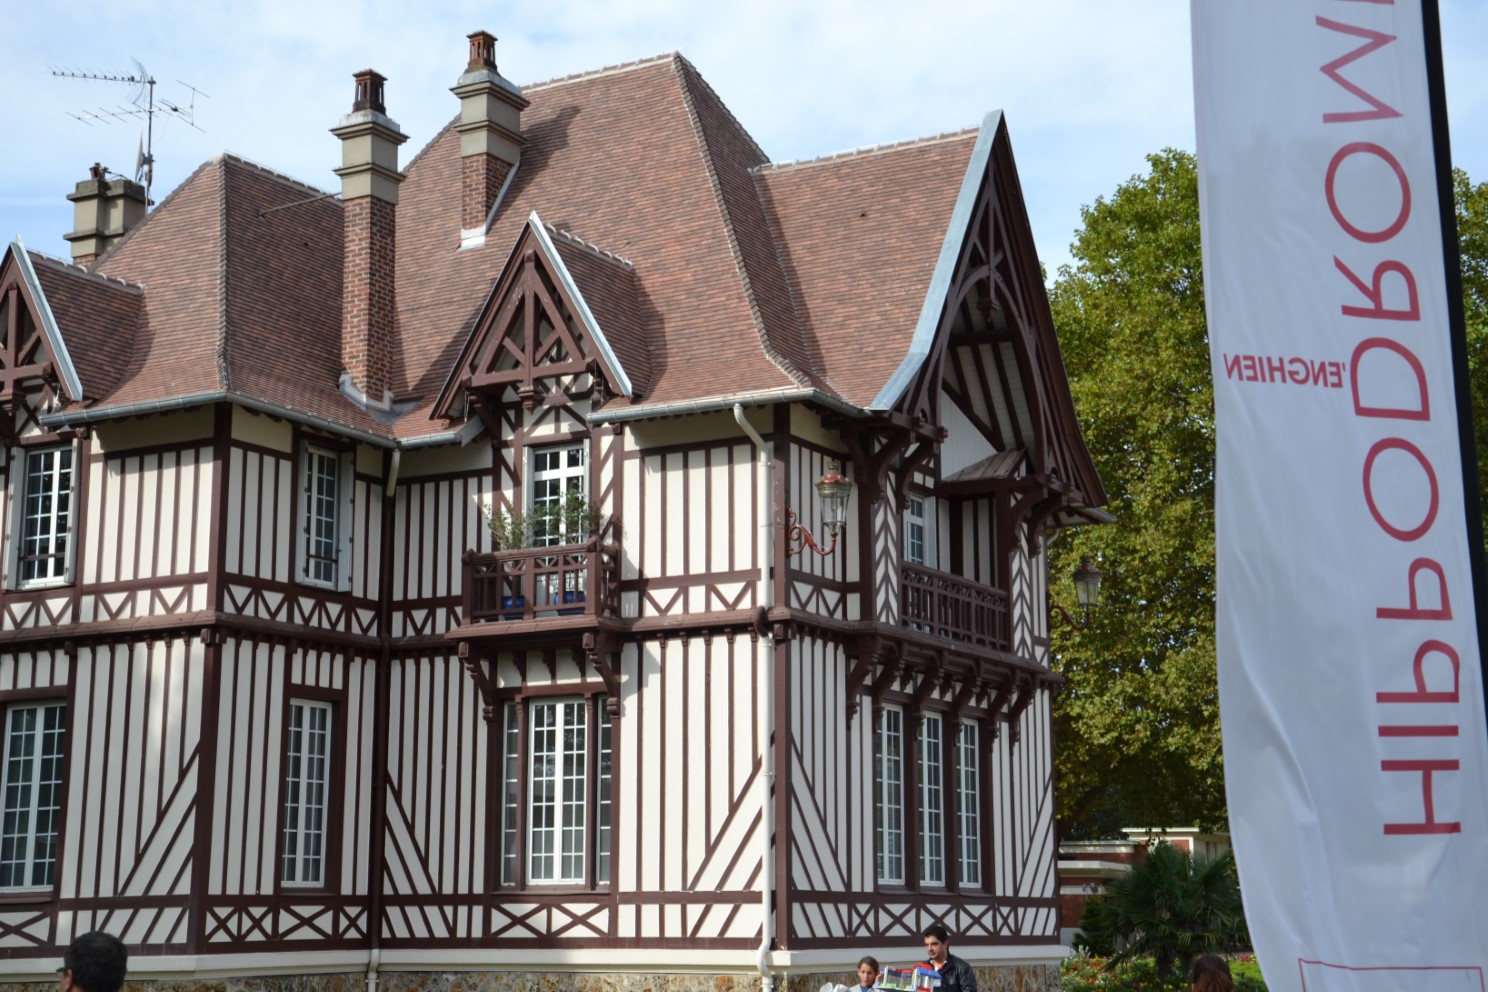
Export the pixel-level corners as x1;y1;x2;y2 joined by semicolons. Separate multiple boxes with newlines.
351;69;387;114
467;31;497;71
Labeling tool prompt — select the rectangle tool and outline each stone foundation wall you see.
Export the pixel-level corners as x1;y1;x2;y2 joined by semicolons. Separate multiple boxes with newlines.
778;965;1059;992
4;965;1057;992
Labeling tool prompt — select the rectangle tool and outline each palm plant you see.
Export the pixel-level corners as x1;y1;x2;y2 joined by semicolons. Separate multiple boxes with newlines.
1084;840;1249;980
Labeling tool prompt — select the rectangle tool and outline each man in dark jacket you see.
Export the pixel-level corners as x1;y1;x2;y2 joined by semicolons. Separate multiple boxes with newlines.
921;924;977;992
58;932;127;992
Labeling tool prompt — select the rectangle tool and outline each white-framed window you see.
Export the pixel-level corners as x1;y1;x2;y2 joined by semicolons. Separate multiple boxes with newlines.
904;493;934;567
501;701;520;886
298;443;352;590
282;699;331;886
957;721;981;887
920;713;945;885
529;442;586;546
10;446;76;589
501;695;612;887
0;701;65;890
876;705;905;884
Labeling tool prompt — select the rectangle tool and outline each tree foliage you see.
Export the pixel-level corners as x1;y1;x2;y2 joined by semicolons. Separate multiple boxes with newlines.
1047;150;1221;838
1083;842;1249;981
1046;153;1488;839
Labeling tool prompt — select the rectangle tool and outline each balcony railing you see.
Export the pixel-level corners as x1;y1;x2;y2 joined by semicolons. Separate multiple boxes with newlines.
462;539;620;624
901;563;1010;651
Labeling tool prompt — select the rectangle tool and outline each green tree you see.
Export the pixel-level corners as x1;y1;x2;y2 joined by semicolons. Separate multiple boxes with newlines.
1047;150;1222;838
1047;155;1488;840
1083;841;1249;981
1456;169;1488;522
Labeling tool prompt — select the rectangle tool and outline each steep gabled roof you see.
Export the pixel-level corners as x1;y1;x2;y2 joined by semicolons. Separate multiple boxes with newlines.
394;53;807;425
432;213;641;420
71;154;393;437
23;249;141;403
755;128;980;410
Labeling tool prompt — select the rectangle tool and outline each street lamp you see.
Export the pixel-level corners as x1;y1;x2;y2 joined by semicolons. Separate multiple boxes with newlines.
786;461;852;557
1051;555;1103;628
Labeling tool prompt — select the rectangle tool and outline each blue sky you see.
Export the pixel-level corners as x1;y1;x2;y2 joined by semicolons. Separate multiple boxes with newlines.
2;0;1485;277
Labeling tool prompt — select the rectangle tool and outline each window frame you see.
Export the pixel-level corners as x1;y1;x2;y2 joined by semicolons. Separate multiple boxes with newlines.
496;688;613;892
919;711;945;886
957;719;982;889
903;492;934;568
875;704;906;885
875;701;987;893
527;440;588;547
7;441;80;591
0;696;68;894
296;439;354;591
276;688;344;893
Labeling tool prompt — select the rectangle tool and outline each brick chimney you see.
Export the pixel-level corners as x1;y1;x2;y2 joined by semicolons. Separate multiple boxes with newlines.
450;31;528;246
64;163;147;266
330;70;407;406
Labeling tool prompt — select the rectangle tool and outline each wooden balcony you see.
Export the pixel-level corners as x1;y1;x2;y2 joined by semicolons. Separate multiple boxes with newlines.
901;563;1010;651
461;539;620;625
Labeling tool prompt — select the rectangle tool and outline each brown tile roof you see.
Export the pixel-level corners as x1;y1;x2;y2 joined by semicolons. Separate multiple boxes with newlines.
26;254;142;403
394;54;808;424
35;52;989;441
85;154;390;435
547;227;651;399
755;131;978;409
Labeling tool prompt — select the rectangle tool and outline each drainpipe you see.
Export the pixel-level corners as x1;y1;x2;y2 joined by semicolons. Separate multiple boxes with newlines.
735;404;776;992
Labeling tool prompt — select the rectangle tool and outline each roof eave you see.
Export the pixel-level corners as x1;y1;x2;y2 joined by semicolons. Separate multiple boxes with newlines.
11;237;87;402
869;110;1002;413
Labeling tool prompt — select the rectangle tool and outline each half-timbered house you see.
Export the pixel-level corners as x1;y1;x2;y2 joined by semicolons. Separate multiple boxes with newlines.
0;34;1105;992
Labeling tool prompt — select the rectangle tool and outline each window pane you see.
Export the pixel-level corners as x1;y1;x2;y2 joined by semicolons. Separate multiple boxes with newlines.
0;702;65;889
958;722;981;887
502;702;519;885
527;699;588;884
21;449;73;584
876;707;904;884
596;698;612;885
920;714;943;885
283;700;332;885
304;448;341;586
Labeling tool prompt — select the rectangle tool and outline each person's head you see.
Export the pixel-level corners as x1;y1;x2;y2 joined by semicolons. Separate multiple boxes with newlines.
1190;955;1233;992
61;932;127;992
857;957;881;987
922;924;950;963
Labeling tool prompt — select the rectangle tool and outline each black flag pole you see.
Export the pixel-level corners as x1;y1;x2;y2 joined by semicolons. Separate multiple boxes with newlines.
1420;0;1488;735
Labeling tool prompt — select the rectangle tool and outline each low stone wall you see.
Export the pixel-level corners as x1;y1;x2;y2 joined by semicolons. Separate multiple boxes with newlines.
780;964;1059;992
4;964;1057;992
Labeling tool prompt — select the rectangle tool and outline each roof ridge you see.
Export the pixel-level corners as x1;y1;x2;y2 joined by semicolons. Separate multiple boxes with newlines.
524;52;676;93
673;54;768;164
755;127;979;174
89;156;219;268
217;151;339;201
545;224;635;270
215;156;232;392
673;57;810;391
27;251;145;293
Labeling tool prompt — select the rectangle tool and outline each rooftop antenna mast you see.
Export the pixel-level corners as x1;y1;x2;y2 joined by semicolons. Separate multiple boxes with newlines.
51;59;209;205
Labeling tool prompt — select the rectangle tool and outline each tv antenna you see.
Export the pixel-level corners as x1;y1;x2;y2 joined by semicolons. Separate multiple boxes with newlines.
51;58;209;205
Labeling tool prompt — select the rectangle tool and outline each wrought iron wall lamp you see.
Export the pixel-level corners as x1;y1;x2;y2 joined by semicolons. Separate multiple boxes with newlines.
785;461;852;557
1049;555;1103;628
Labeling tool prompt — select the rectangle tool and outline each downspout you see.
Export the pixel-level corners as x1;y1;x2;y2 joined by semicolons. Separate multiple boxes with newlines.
735;404;776;992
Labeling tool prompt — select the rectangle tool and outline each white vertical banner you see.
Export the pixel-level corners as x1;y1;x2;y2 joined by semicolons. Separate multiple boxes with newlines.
1192;3;1488;992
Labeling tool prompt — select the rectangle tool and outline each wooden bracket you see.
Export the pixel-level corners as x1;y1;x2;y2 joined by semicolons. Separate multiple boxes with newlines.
583;630;622;715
